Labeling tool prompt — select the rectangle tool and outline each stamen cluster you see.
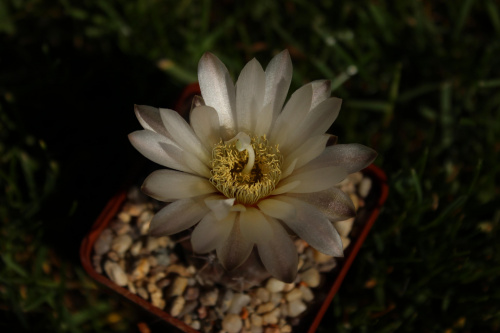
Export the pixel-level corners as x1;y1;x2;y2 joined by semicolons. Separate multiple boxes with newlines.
210;135;282;205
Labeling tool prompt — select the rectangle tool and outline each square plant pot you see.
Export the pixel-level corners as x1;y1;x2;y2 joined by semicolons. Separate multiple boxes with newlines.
80;85;388;333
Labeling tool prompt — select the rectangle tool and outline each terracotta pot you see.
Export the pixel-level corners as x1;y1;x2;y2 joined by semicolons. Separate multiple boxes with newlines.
80;85;388;333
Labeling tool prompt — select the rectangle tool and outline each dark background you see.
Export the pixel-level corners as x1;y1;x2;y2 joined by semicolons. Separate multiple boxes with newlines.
1;1;499;332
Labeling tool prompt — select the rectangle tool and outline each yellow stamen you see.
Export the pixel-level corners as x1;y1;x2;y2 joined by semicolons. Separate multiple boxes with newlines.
210;133;282;205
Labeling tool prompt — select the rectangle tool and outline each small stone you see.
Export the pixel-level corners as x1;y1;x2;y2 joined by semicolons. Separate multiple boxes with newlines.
111;234;133;254
157;278;171;289
170;296;185;317
220;289;234;312
165;264;190;277
130;258;150;281
110;220;131;235
312;249;335;264
170;276;188;297
282;283;295;292
197;306;207;319
147;282;158;293
183;314;192;325
190;320;201;330
256;287;270;303
151;290;165;309
222;314;242;333
179;300;198;317
359;177;372;198
117;211;131;223
299;285;314;302
348;172;363;185
287;300;306;317
94;228;113;255
301;268;320;288
104;261;128;286
155;253;171;267
349;193;359;211
270;292;282;305
341;236;351;250
127;281;137;294
92;255;102;273
294;239;309;254
262;308;280;325
228;293;251;314
146;237;159;252
285;288;302;302
250;313;263;327
256;302;275;314
148;255;158;267
130;241;142;257
184;287;200;301
266;278;285;293
334;217;355;237
156;236;171;248
280;303;288;317
251;326;264;333
137;287;148;300
126;203;145;217
200;289;219;306
281;324;292;332
107;251;119;262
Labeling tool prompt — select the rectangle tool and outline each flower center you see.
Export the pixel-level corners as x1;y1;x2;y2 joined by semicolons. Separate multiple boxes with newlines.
210;132;283;205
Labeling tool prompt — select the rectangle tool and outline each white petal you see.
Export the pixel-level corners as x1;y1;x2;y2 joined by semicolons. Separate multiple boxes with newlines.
281;158;297;179
264;50;293;125
255;216;298;283
308;144;377;174
239;207;273;244
217;214;254;271
287;187;356;222
274;196;343;257
182;150;211;178
159;108;210;164
236;58;265;133
134;105;170;138
286;97;342;152
142;169;216;202
191;212;234;253
283;134;329;171
205;196;236;220
128;130;191;173
310;80;331;110
279;166;347;193
269;84;312;151
198;52;237;139
257;198;296;220
190;105;221;150
270;180;300;195
149;197;210;236
253;103;274;137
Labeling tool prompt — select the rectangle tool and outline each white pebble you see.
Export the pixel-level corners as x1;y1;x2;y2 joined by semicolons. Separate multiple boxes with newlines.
130;258;150;281
299;285;314;302
222;314;243;333
262;308;280;325
359;177;372;198
301;268;320;288
94;228;113;255
285;288;302;302
103;261;128;286
266;278;285;293
117;211;131;223
341;236;351;250
256;287;270;302
257;302;276;314
200;289;219;306
334;217;355;237
129;241;142;257
146;237;159;252
170;276;188;297
250;313;263;327
287;299;307;317
228;293;251;314
111;234;133;254
220;289;234;312
170;296;185;317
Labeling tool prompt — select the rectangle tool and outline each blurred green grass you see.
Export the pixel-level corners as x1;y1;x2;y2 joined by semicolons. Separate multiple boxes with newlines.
1;0;499;332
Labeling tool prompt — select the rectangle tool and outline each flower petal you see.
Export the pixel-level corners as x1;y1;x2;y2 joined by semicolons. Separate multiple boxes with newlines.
305;143;377;174
159;108;210;164
190;105;221;150
279;166;347;193
270;180;301;195
283;134;329;171
128;130;191;173
274;196;344;257
182;150;211;178
191;212;234;253
142;169;216;202
255;216;298;283
198;52;236;139
258;198;296;220
205;196;236;220
264;50;293;124
236;58;265;133
149;196;210;236
253;103;274;137
239;207;273;244
287;186;356;222
134;105;170;138
310;80;332;110
270;84;312;151
286;97;342;152
217;214;254;271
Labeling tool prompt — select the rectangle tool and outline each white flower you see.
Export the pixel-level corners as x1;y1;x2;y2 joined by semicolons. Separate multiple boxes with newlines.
129;50;377;282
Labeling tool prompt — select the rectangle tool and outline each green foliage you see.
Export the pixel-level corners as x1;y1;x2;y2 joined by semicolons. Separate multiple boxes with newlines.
1;0;499;332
